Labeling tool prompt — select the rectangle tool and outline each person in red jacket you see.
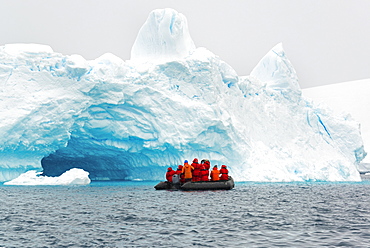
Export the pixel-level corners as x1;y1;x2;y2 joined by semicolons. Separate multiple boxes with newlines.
166;167;176;183
176;165;185;184
191;158;200;182
200;163;209;181
203;160;211;179
219;165;229;181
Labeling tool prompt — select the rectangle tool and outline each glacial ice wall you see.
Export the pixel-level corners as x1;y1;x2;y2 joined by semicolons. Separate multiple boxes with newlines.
0;9;365;182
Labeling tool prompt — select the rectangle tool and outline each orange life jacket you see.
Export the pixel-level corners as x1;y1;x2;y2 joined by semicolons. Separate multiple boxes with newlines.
210;168;220;181
182;162;194;179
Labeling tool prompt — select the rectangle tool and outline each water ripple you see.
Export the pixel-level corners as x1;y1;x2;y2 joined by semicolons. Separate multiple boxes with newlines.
1;182;370;247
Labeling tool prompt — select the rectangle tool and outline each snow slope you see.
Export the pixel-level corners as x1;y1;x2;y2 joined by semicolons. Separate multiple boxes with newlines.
0;9;365;182
303;78;370;164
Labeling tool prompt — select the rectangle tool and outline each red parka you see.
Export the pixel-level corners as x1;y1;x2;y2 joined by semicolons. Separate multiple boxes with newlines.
191;158;200;182
219;165;229;180
204;160;210;170
204;160;210;178
200;164;209;181
166;167;176;182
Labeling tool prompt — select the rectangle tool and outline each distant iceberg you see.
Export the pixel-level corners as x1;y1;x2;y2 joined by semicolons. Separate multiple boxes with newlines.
0;8;365;182
4;168;91;186
302;78;370;164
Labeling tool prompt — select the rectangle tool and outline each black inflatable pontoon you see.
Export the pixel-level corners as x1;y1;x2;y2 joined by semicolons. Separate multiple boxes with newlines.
154;177;234;191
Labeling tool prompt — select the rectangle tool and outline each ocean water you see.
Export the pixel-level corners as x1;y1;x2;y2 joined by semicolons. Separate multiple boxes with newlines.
1;181;370;247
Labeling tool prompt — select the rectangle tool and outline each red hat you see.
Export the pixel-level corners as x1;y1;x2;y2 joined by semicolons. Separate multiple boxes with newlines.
193;158;198;162
222;165;227;168
167;167;172;171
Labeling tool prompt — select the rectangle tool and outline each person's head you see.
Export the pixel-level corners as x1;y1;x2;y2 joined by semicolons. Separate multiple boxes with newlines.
184;160;188;164
193;158;198;163
177;165;183;170
222;165;227;168
168;167;172;171
213;165;218;169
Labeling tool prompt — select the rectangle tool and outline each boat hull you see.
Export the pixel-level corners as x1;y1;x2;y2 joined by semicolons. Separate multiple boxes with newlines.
154;177;234;191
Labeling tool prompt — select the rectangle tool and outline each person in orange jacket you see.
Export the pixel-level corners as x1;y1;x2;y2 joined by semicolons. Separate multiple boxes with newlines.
219;165;229;180
191;158;200;182
182;160;194;182
166;167;176;183
210;165;220;181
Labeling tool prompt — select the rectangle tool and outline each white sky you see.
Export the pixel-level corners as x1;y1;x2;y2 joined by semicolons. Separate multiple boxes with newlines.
1;0;369;88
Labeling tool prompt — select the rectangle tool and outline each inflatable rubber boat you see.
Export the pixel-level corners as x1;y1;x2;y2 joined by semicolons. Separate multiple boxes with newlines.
154;176;234;191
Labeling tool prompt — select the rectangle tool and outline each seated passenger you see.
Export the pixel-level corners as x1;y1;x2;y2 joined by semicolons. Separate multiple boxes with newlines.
166;167;176;183
200;163;209;181
182;160;194;182
219;165;229;180
176;165;185;183
210;165;220;181
191;158;200;182
204;160;210;178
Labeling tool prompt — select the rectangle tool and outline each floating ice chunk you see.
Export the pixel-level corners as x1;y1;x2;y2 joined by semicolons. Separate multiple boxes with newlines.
4;168;91;186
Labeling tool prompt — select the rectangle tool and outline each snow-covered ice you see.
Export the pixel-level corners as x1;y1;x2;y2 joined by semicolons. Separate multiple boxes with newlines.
3;168;90;186
0;9;366;182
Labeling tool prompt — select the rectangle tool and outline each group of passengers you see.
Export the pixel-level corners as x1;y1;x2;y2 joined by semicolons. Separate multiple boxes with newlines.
165;158;229;184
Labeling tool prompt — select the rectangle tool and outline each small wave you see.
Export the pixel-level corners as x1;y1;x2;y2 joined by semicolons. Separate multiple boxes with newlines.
4;168;91;186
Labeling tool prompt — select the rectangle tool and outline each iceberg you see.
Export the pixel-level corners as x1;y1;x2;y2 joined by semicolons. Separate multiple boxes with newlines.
3;168;90;186
0;9;365;182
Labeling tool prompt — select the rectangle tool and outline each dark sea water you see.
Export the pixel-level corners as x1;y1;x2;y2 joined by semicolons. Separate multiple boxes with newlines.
1;180;370;248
